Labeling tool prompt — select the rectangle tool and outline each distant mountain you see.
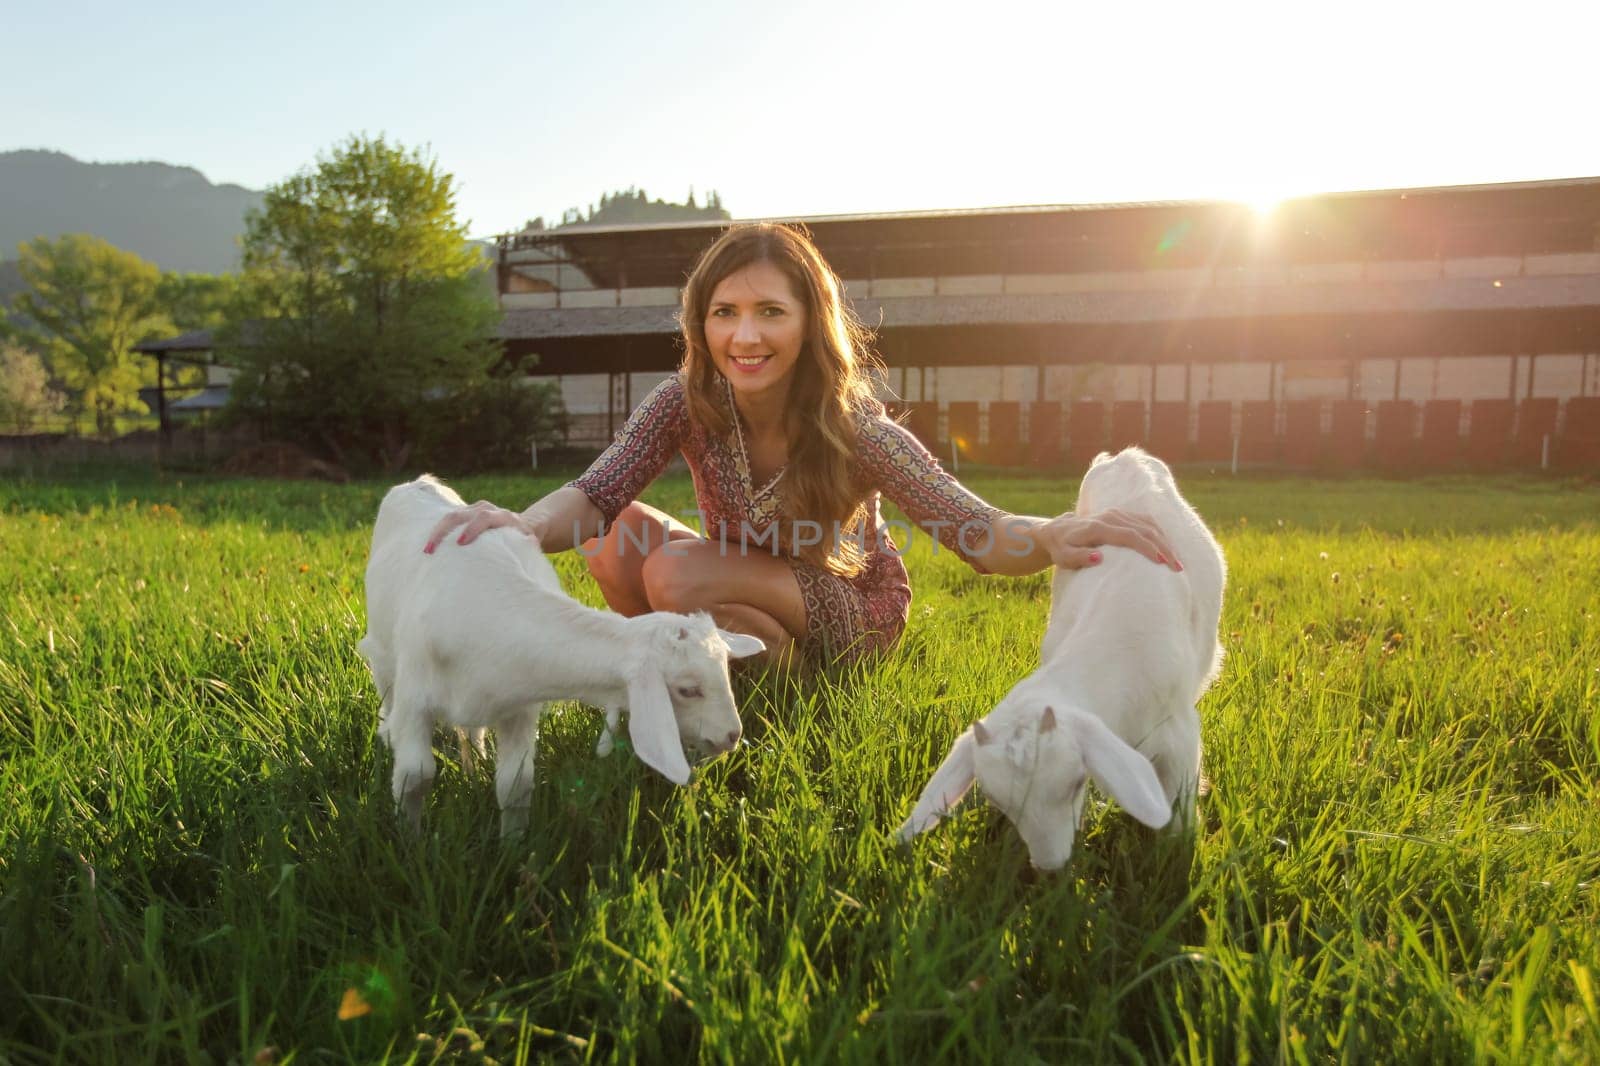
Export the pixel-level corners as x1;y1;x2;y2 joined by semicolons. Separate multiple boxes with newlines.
0;149;264;274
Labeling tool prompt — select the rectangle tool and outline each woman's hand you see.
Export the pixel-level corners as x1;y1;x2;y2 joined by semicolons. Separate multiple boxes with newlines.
422;501;540;554
1032;509;1183;571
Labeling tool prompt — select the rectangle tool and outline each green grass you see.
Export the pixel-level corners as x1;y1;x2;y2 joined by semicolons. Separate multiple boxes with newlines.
1;465;1597;1063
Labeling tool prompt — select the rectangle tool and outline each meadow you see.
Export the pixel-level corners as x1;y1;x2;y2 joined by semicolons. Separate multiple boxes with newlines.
1;464;1597;1064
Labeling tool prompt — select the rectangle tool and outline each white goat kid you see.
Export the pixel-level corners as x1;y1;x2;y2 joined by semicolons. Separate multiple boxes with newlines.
898;447;1226;870
360;475;765;837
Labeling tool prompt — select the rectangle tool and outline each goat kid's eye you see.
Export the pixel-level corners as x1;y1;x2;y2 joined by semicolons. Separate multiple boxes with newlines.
675;685;704;699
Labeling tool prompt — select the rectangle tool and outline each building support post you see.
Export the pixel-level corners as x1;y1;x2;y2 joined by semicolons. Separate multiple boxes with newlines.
156;354;170;460
607;372;619;441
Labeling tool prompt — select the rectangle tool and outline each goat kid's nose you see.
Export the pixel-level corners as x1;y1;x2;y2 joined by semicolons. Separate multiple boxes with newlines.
715;728;741;754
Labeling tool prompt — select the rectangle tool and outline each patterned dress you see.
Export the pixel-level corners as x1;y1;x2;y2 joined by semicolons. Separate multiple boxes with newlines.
568;374;1005;664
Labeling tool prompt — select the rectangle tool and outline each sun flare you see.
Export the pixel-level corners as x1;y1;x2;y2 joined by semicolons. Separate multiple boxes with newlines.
1238;190;1285;216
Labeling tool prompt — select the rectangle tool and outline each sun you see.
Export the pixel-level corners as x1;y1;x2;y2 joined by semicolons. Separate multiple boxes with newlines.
1237;189;1286;216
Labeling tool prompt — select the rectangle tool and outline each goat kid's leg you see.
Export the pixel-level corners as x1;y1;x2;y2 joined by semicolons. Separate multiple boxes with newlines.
595;704;622;757
495;708;542;840
387;701;437;832
456;726;489;776
1149;708;1203;831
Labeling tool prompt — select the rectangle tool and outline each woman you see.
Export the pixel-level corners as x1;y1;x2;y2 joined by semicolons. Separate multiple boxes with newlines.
424;223;1180;666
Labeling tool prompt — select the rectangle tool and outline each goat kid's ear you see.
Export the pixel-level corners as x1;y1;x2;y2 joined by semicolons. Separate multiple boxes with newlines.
1067;709;1171;829
897;729;978;842
625;670;692;786
715;629;767;660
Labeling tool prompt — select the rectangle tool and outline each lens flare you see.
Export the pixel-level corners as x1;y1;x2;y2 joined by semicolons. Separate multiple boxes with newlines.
337;988;372;1020
1155;219;1193;256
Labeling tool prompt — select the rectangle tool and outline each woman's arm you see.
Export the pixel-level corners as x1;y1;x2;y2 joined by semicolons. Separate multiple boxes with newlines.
423;376;688;555
519;486;605;551
978;511;1183;577
856;410;1179;577
422;486;604;554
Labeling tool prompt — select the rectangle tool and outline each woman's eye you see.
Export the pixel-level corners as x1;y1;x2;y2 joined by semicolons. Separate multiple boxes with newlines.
761;306;785;317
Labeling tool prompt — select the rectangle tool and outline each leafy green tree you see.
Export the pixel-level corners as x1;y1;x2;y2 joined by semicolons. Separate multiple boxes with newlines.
415;369;568;472
10;234;172;436
228;134;506;470
148;272;245;395
0;342;67;432
157;272;242;332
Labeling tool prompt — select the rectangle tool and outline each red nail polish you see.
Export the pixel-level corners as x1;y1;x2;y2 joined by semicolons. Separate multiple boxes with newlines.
1089;551;1102;564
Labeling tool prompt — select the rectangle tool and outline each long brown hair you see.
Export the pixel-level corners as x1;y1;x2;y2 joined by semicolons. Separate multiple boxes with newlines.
680;223;882;576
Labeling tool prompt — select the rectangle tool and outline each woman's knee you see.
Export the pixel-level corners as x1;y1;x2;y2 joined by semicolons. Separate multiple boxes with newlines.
585;503;658;578
638;544;706;614
588;503;685;614
712;602;801;668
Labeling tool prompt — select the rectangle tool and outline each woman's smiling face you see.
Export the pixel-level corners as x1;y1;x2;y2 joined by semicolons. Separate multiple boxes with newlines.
703;259;806;402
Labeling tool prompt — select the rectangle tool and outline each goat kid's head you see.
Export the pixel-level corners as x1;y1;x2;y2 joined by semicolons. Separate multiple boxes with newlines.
624;613;764;785
1079;446;1178;516
898;703;1171;870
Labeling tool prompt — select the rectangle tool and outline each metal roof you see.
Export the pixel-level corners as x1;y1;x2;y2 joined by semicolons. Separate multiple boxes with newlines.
501;175;1600;242
499;273;1600;340
133;329;216;354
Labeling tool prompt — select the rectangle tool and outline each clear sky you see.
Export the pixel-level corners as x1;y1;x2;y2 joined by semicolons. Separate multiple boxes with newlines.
6;0;1596;239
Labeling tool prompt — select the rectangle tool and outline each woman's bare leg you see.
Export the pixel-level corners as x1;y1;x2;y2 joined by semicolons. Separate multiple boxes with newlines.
702;602;799;671
640;540;807;667
583;501;702;616
586;503;809;667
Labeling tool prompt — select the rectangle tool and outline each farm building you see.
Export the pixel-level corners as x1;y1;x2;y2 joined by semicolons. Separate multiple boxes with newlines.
497;176;1600;470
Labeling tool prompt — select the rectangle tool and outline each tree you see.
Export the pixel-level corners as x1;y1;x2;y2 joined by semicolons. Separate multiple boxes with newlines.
157;271;242;332
554;186;732;228
0;342;66;433
10;234;172;436
414;370;568;472
228;134;505;470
